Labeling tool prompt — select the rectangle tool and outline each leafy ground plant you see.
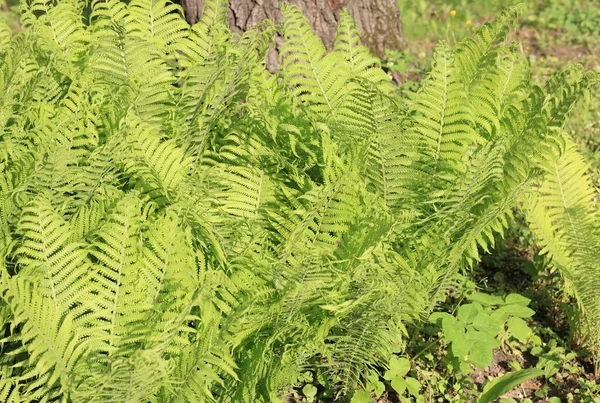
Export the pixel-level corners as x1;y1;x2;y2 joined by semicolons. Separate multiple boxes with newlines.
0;1;598;402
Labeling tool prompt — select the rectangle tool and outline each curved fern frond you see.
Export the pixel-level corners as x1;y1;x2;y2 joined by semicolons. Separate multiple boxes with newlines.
408;42;479;177
280;4;350;117
36;1;89;53
468;47;529;139
127;0;190;58
125;122;194;207
86;194;147;351
184;0;230;65
333;9;392;93
1;277;85;400
13;193;91;311
455;4;524;85
0;17;12;49
336;79;415;209
543;66;598;134
525;138;600;357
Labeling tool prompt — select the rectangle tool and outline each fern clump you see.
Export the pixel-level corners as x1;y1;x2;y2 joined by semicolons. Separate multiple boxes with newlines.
0;1;598;401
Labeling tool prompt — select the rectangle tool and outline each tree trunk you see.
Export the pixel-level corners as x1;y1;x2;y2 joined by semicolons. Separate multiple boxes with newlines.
179;0;406;62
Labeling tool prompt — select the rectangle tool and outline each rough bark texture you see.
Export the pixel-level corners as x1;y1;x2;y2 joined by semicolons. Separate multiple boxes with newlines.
178;0;406;67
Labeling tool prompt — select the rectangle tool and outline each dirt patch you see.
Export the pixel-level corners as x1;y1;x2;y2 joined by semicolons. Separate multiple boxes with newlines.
513;26;600;68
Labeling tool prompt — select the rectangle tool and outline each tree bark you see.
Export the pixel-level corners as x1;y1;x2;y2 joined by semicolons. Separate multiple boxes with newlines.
178;0;406;62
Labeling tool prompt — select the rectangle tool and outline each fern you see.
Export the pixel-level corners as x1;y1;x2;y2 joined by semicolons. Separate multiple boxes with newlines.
405;41;479;202
1;1;598;401
280;4;350;117
14;193;91;310
525;138;600;359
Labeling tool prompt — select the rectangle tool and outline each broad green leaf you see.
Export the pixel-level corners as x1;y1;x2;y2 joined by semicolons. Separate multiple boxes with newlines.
505;293;531;306
367;372;385;397
350;389;372;403
507;317;531;342
451;338;470;360
429;311;455;326
468;292;505;306
498;304;535;318
442;317;464;342
469;342;495;368
472;311;502;336
302;384;318;399
405;377;421;397
457;304;480;324
385;356;411;379
477;369;544;403
391;377;407;395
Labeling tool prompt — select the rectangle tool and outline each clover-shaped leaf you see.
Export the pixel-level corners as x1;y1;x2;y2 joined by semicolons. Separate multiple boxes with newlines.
384;356;410;380
350;389;372;403
302;384;318;400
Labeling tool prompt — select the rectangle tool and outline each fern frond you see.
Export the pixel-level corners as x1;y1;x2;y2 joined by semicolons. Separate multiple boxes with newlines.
336;79;416;209
183;0;230;65
1;277;85;400
140;209;198;338
125;122;194;207
127;0;189;58
467;47;529;139
280;4;350;117
36;1;89;52
543;66;598;133
525;138;600;356
86;194;148;351
455;4;524;85
0;17;11;49
13;193;91;311
408;42;479;176
0;366;21;403
284;173;361;255
333;9;392;93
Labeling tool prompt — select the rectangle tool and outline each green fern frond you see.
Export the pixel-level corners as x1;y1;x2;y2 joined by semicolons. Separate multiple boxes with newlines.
68;200;112;242
140;209;198;324
525;138;600;356
1;277;85;400
326;297;403;389
184;0;230;65
214;164;275;219
0;17;11;49
0;366;21;403
127;0;189;58
543;66;598;133
455;3;524;85
73;348;174;402
467;47;529;139
125;123;194;206
13;193;91;310
36;1;89;53
284;173;361;255
280;4;350;117
408;42;479;177
336;79;415;209
195;0;229;35
86;194;148;350
333;9;392;93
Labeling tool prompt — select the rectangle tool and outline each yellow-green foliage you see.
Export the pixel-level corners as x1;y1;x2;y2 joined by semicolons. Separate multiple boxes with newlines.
0;1;598;402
